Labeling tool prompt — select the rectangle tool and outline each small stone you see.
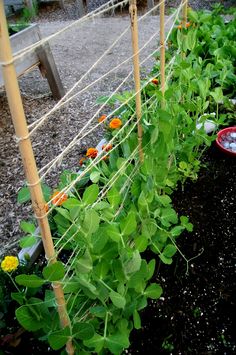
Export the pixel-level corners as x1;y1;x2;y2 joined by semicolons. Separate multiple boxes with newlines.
230;132;236;138
223;141;230;149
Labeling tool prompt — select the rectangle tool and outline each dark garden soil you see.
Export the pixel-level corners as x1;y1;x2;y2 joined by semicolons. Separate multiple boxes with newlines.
128;144;236;354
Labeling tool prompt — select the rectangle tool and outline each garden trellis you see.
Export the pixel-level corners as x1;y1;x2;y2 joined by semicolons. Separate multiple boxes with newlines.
0;0;193;353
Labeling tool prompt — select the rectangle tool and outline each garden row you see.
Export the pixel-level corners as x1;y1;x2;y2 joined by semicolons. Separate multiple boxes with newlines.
0;6;235;354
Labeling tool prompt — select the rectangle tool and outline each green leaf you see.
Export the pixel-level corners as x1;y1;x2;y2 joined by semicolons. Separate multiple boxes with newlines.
76;275;97;295
133;310;141;329
159;254;172;264
20;221;35;234
11;292;25;305
42;183;52;202
156;195;172;207
144;283;163;299
163;244;177;258
151;126;159;144
82;210;100;235
188;9;198;22
82;184;99;205
160;207;178;227
63;279;80;294
62;198;81;209
17;187;30;204
210;87;223;103
76;250;93;274
93;201;110;211
19;235;37;248
55;207;71;221
84;334;105;353
170;226;184;237
73;322;94;340
142;219;157;238
135;235;148;252
106;333;130;354
109;291;126;309
123;250;141;275
90;171;100;183
186;29;197;50
43;261;65;282
48;326;70;350
107;187;121;207
147;259;156;280
15;274;45;288
15;305;43;331
120;211;137;236
90;306;107;319
105;224;121;243
91;228;108;253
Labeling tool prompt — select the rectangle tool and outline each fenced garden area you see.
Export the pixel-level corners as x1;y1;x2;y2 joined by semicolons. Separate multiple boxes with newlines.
0;0;235;353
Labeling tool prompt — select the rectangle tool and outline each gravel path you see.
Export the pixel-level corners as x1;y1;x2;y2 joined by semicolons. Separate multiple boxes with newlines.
33;0;235;22
0;15;173;252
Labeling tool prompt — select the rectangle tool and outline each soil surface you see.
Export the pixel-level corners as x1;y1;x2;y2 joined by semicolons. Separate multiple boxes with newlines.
127;144;236;354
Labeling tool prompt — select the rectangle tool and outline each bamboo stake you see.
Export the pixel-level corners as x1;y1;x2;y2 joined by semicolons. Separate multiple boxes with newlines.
160;0;165;104
0;3;74;354
129;0;144;163
182;0;188;27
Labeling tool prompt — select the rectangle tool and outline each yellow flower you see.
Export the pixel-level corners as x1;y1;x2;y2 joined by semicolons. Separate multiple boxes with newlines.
1;256;19;272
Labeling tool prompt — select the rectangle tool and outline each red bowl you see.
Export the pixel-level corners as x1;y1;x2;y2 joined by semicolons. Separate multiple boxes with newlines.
216;126;236;156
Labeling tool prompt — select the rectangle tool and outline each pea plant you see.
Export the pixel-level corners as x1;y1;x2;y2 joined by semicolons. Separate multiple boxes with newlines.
3;8;235;355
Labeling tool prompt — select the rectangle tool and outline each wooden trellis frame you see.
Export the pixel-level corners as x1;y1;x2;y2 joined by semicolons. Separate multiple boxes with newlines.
0;1;73;353
0;0;176;352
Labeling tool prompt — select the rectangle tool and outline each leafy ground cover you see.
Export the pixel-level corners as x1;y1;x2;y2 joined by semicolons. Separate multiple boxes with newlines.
0;6;235;355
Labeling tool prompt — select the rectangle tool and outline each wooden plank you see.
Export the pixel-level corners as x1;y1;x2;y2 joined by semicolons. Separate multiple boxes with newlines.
147;0;154;9
10;23;41;52
0;23;65;100
37;43;65;100
77;0;87;17
0;24;40;87
4;0;24;5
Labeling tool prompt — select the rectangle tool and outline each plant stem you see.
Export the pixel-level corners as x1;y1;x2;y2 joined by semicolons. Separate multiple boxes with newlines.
104;312;108;339
8;272;21;293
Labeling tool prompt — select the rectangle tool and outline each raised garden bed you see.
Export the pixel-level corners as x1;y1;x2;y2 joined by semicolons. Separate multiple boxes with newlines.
0;23;64;99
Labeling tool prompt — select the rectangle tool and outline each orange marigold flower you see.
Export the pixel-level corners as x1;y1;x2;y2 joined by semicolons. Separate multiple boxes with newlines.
177;25;182;30
185;22;191;28
79;157;86;166
51;191;68;206
109;118;122;129
86;147;98;158
102;155;109;161
98;114;107;123
151;78;159;85
102;144;112;152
